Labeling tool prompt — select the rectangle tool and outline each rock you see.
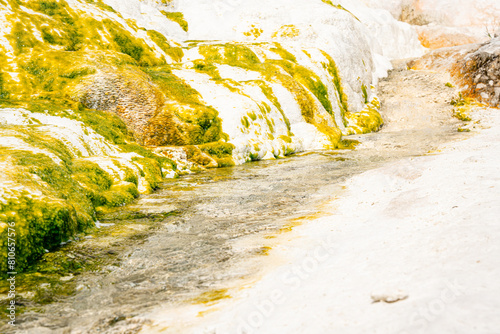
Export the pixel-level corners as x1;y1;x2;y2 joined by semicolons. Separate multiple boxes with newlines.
451;37;500;107
371;289;409;303
408;37;500;108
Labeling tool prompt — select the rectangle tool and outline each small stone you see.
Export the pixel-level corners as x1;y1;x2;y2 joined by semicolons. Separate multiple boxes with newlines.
60;274;74;282
76;284;87;292
371;289;409;303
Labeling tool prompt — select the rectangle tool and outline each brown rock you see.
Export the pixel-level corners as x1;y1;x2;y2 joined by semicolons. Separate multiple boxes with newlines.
451;37;500;107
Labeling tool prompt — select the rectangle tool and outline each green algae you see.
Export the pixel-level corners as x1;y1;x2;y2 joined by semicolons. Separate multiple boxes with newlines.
33;0;65;16
102;183;139;207
184;145;216;167
199;142;234;158
59;67;96;79
265;117;275;133
184;142;236;168
270;43;297;62
192;289;231;305
278;135;293;144
120;143;177;172
199;43;261;71
0;72;9;99
243;26;264;39
453;109;472;122
337;139;360;150
0;99;134;146
71;160;113;206
270;59;333;115
199;142;235;167
344;98;383;135
14;0;84;52
84;0;116;13
143;67;225;146
272;24;301;38
320;50;349;123
146;30;184;63
451;94;477;122
241;116;250;128
143;67;201;105
0;207;178;317
0;2;380;284
0;193;81;275
161;11;188;32
8;22;38;56
321;0;360;21
132;157;163;189
361;83;369;104
13;50;98;98
193;60;221;79
248;111;258;121
256;246;272;256
102;19;162;67
1;0;166;71
197;42;335;119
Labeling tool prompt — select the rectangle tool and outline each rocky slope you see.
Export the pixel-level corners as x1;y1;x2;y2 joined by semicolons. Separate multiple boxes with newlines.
409;37;500;108
362;0;500;108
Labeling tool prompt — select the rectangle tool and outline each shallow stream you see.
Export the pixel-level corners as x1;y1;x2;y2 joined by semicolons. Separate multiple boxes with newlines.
9;68;468;333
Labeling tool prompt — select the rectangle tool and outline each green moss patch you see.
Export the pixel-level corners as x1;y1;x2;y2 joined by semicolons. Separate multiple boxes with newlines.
103;19;163;67
0;206;178;317
344;98;383;135
198;43;261;71
199;142;234;158
321;0;360;21
143;67;226;146
146;30;184;63
2;0;166;71
84;0;116;12
161;11;189;32
0;193;81;275
121;143;176;171
0;71;10;99
270;59;333;115
8;22;39;56
451;93;476;122
320;50;349;123
193;59;221;79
